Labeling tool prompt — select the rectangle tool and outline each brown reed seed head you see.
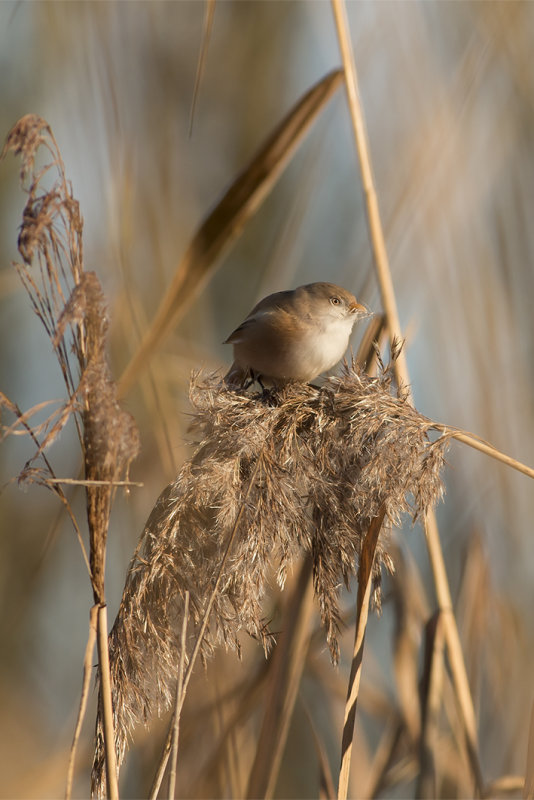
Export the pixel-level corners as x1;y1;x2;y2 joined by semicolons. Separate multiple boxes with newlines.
92;362;449;795
2;115;140;604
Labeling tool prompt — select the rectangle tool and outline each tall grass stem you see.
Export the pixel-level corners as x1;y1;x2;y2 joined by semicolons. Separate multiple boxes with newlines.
337;508;386;800
168;591;190;800
65;605;99;799
331;0;483;791
97;605;119;800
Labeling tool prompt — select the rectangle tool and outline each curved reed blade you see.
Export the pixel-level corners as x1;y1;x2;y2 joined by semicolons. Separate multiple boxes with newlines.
330;0;485;791
118;69;343;396
189;0;216;137
338;506;386;800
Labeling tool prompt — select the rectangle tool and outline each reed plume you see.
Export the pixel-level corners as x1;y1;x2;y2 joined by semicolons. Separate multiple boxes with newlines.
2;115;140;799
91;357;449;796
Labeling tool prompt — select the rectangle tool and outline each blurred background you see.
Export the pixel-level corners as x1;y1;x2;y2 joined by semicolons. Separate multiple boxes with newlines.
1;1;533;797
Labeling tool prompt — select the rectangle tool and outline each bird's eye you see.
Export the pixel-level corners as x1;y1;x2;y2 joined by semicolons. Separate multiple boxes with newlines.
330;296;341;306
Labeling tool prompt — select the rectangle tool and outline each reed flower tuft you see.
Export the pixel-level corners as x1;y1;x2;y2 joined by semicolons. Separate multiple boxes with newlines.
2;114;140;605
92;361;449;795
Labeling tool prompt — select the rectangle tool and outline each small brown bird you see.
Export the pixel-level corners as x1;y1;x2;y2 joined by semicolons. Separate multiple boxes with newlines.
224;282;366;387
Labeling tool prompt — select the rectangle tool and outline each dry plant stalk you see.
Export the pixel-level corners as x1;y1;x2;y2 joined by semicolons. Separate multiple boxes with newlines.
118;69;343;397
330;0;483;791
417;612;446;798
338;506;387;800
245;328;388;800
245;556;316;800
91;356;450;796
2;115;140;799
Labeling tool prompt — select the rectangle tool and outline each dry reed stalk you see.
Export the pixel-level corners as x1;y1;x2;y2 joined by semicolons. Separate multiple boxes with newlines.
363;715;404;799
244;329;386;800
189;0;215;136
481;776;526;799
304;704;337;800
433;426;534;480
45;478;142;488
148;736;171;799
338;506;386;800
330;1;485;792
91;356;449;796
168;591;190;800
417;612;446;798
98;604;119;800
66;604;99;800
245;557;316;799
390;557;423;747
118;69;343;397
2;114;140;800
146;450;266;800
187;661;269;794
423;512;483;792
329;0;409;384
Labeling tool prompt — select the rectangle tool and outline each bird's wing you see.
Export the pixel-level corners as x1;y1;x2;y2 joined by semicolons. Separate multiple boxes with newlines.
223;316;257;344
223;290;293;344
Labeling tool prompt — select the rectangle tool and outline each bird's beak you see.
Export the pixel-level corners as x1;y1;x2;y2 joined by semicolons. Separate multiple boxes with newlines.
349;300;368;314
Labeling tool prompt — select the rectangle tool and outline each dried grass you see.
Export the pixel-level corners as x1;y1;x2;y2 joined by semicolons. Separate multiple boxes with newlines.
1;115;140;603
2;114;140;799
91;355;450;796
117;69;343;397
3;7;534;799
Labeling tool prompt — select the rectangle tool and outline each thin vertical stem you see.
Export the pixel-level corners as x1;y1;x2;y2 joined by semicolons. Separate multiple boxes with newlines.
246;557;315;799
189;0;216;136
423;513;483;791
338;509;386;800
331;0;483;793
416;611;446;799
168;591;190;800
65;604;99;799
330;0;409;388
149;455;265;799
97;604;119;800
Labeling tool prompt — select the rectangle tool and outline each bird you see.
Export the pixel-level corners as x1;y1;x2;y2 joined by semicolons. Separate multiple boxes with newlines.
224;282;367;388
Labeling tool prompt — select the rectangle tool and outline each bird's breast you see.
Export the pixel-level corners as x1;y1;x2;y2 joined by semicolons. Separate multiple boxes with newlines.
230;312;354;382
